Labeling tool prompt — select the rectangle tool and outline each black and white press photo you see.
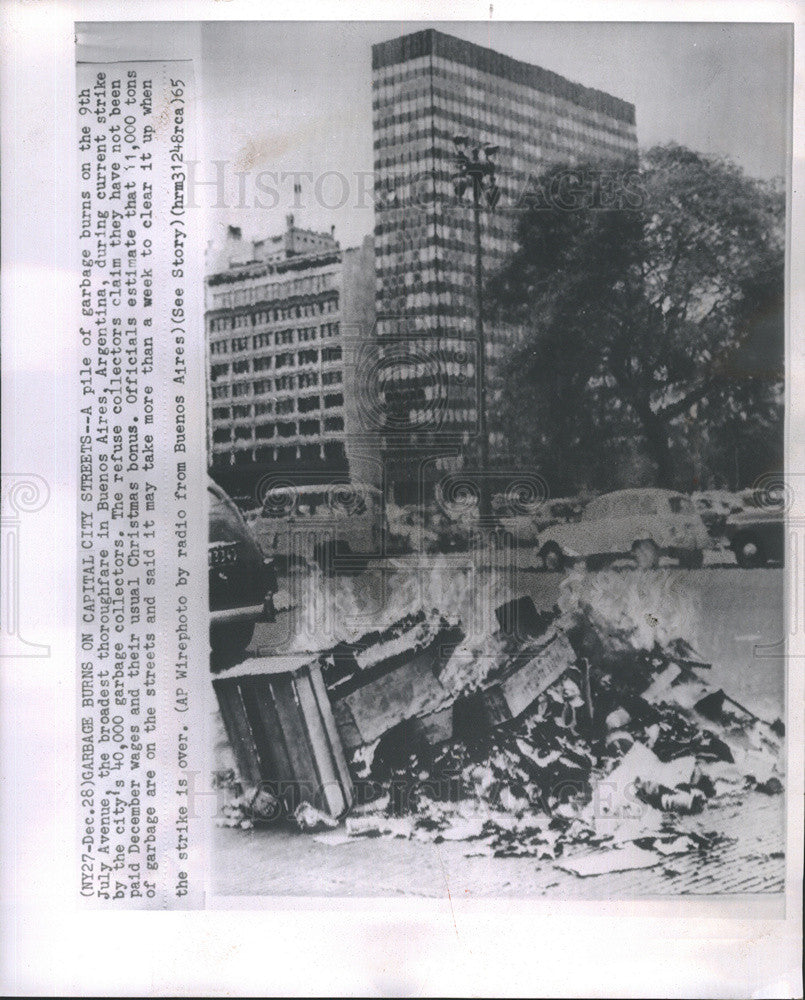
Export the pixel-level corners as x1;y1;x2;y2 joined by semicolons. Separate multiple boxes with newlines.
197;21;790;897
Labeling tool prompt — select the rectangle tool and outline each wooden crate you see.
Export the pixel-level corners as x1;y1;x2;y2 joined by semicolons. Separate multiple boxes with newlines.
329;624;463;750
481;631;575;726
213;655;353;817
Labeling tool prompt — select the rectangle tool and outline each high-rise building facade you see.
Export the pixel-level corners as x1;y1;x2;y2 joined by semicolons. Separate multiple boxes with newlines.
205;217;377;498
371;29;638;500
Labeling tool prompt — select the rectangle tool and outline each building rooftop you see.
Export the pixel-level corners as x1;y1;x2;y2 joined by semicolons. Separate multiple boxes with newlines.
206;214;340;277
371;28;635;126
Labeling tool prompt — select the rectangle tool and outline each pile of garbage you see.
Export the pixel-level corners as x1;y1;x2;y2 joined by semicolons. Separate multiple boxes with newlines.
218;570;785;876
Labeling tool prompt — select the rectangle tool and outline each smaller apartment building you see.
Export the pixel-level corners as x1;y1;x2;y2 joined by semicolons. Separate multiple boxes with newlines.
205;218;377;498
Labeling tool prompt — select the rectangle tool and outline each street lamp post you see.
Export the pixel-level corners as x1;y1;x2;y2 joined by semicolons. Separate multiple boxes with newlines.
452;137;500;523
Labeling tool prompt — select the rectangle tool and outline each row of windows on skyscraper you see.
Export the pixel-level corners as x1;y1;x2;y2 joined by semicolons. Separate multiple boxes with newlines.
212;414;346;445
210;366;343;400
211;332;341;357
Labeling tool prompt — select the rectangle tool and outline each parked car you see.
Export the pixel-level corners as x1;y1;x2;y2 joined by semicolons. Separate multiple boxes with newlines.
493;494;586;546
209;477;278;653
253;481;383;569
725;505;784;568
537;488;711;570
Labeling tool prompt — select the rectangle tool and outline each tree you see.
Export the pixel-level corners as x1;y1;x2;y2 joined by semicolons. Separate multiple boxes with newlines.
488;145;784;491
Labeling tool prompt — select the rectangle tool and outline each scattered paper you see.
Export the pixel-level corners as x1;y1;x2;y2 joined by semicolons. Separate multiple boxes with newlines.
556;845;662;877
592;741;696;838
652;835;697;855
312;830;354;846
292;801;339;832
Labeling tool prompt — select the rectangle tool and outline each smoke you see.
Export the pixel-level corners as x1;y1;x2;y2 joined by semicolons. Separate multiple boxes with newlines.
557;568;702;655
285;554;515;652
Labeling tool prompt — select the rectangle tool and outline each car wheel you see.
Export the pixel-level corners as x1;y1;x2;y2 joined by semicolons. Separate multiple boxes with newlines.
735;535;766;569
210;620;255;655
542;543;564;572
271;553;291;575
632;539;659;570
679;549;704;569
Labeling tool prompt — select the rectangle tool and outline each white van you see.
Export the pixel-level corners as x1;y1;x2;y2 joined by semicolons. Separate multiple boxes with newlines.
252;482;383;568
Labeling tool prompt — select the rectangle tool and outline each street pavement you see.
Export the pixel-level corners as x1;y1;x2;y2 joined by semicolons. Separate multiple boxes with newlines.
213;564;786;898
213;795;784;899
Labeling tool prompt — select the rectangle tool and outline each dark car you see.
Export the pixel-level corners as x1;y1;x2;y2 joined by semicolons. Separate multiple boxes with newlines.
725;505;784;568
209;477;277;653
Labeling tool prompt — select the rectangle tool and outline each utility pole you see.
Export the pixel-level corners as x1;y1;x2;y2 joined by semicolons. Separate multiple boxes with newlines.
452;137;500;522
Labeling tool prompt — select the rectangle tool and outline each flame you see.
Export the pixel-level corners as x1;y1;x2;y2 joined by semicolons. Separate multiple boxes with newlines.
280;560;701;669
557;568;702;655
438;631;508;693
283;553;515;653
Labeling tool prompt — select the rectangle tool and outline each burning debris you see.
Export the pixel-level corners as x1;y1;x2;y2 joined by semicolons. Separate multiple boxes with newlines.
214;569;784;877
215;783;281;830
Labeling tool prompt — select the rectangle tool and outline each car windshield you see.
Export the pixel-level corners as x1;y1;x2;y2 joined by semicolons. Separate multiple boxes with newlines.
328;487;368;516
262;486;376;518
209;485;251;543
262;489;328;517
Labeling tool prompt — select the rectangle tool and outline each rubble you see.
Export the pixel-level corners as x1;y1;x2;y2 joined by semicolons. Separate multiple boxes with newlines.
215;783;281;830
321;599;577;753
217;569;785;877
292;802;339;833
322;610;464;749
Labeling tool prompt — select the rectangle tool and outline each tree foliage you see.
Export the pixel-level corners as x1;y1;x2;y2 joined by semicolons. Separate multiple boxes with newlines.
488;144;784;492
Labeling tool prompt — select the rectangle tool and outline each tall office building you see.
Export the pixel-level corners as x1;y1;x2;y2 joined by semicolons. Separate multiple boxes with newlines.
205;217;377;499
371;29;638;500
